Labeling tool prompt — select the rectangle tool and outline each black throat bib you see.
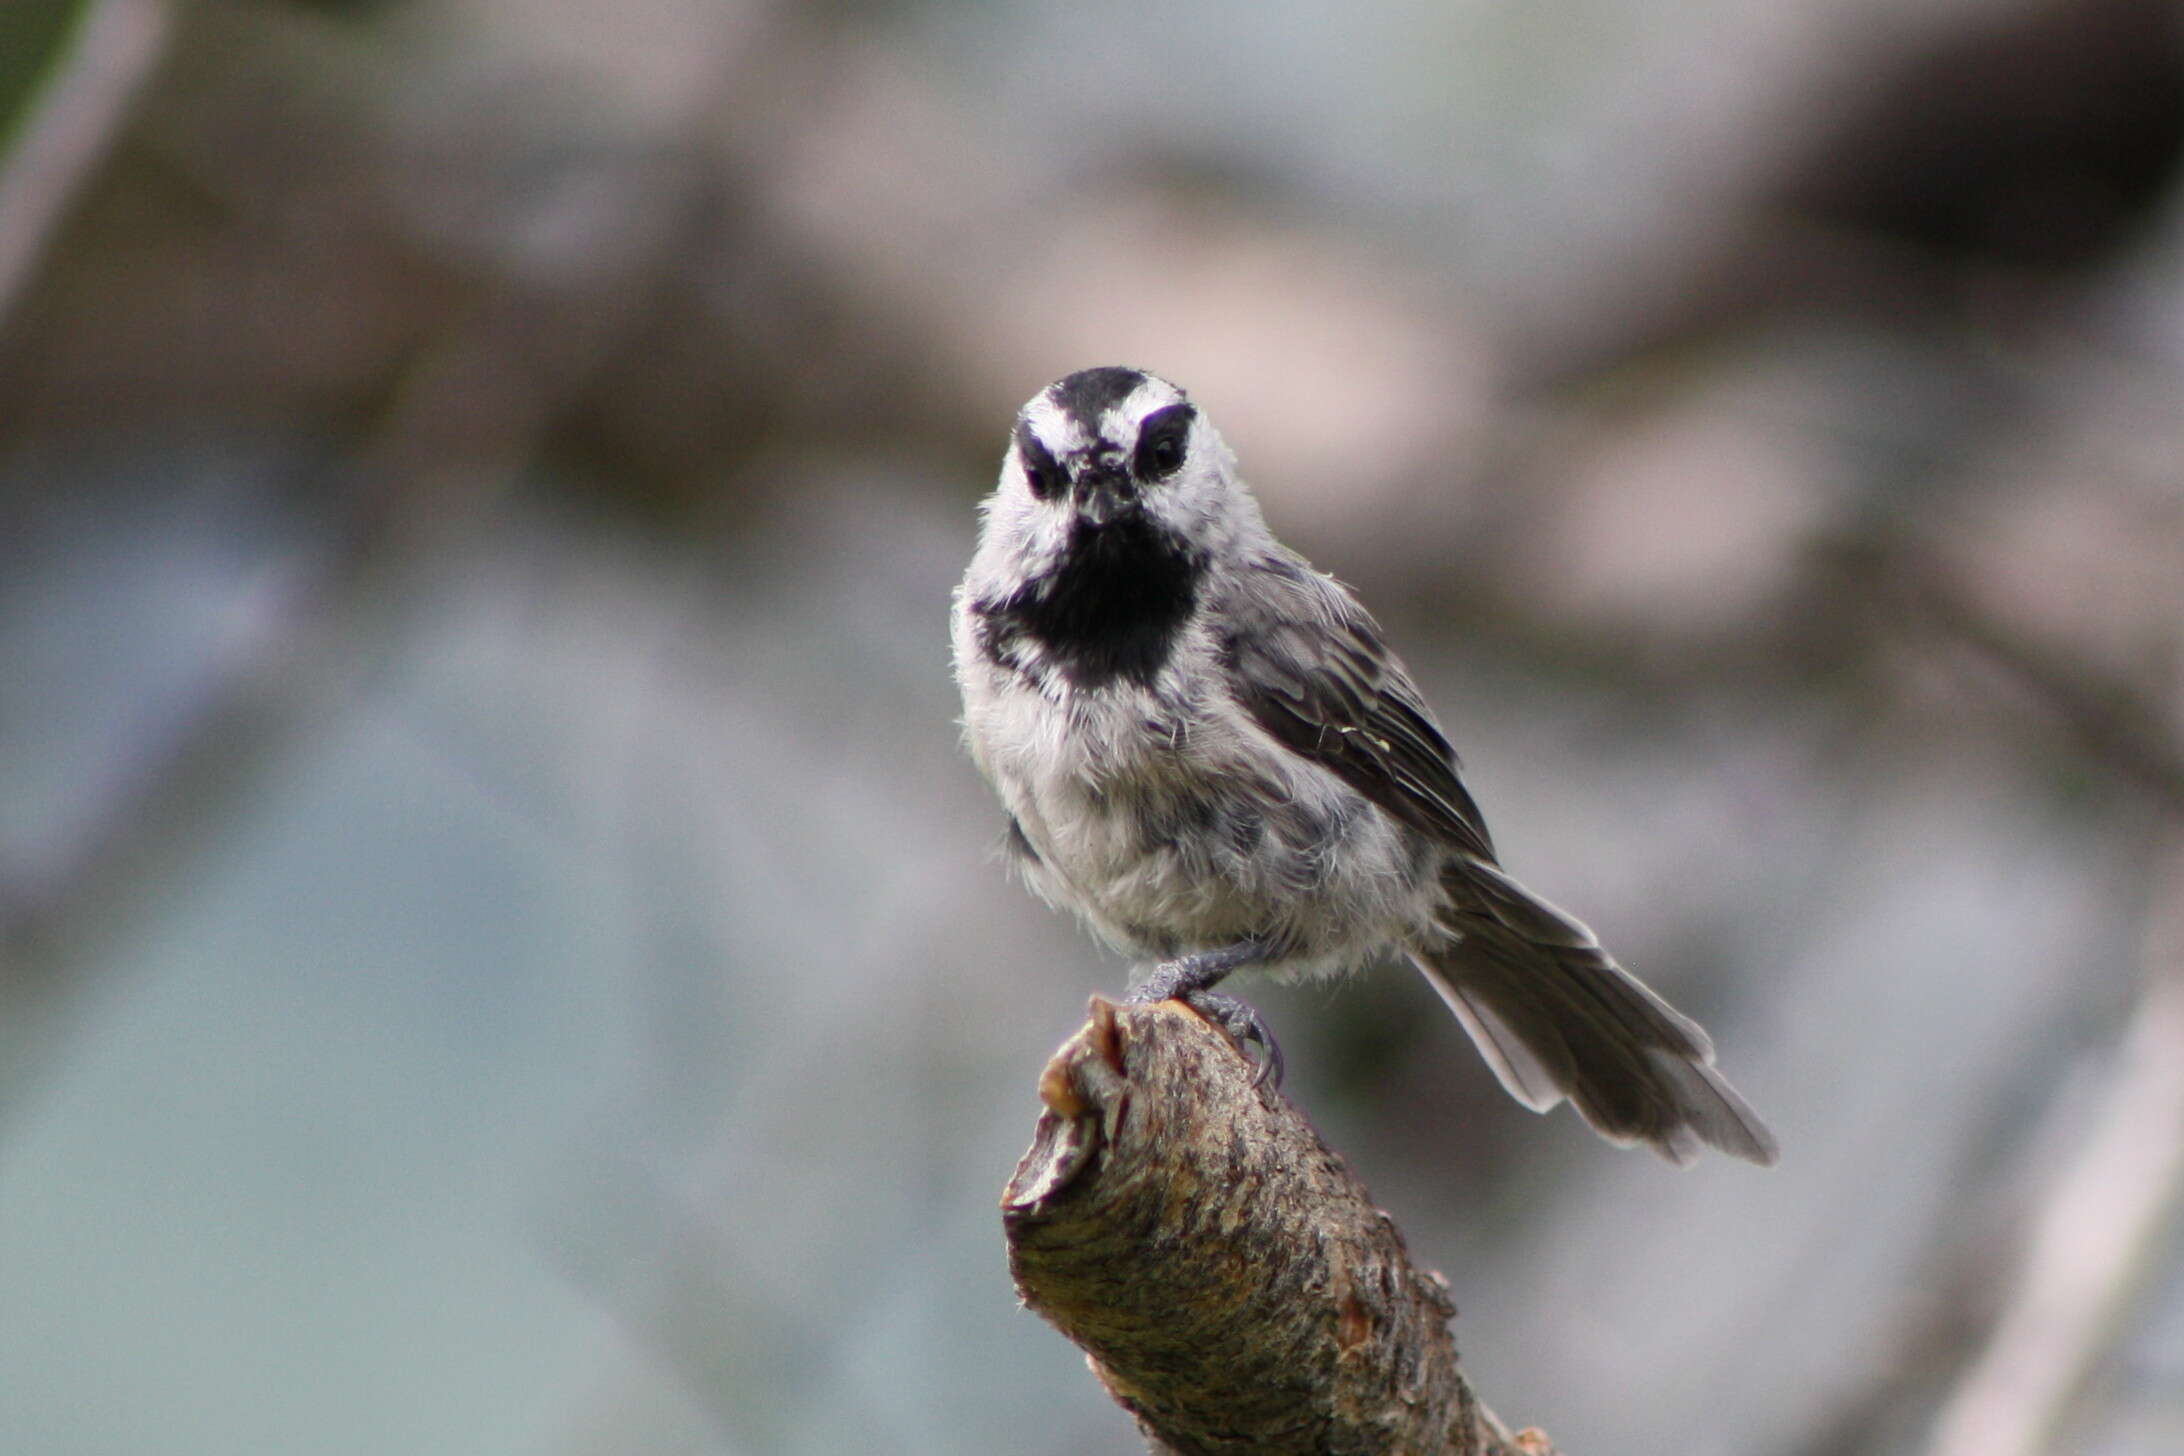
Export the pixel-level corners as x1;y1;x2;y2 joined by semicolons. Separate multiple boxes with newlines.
982;516;1201;689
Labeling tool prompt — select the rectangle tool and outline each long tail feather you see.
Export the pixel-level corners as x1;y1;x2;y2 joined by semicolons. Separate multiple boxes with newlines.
1416;865;1779;1166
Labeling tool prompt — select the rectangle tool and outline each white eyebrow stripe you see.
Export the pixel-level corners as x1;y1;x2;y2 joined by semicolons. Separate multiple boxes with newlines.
1102;377;1183;449
1020;393;1089;454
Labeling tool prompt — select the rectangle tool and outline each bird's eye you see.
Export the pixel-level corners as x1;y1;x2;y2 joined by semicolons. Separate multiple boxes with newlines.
1134;403;1195;481
1017;430;1068;501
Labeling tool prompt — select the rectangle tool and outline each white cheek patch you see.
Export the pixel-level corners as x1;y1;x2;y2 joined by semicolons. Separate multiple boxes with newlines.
987;475;1073;568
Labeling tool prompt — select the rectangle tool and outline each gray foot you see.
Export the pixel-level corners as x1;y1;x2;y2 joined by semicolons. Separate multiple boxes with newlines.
1125;940;1283;1088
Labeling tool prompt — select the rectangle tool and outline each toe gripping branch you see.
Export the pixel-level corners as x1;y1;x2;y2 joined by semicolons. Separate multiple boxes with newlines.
1124;939;1285;1087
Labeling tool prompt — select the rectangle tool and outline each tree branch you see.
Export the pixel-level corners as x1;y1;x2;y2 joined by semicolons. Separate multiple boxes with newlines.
1003;997;1555;1456
1925;836;2184;1456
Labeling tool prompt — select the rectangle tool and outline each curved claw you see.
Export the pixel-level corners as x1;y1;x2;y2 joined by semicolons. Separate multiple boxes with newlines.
1123;939;1284;1087
1188;990;1285;1088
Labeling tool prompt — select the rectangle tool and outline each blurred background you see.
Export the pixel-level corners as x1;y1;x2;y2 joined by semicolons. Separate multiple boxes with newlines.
3;0;2183;1452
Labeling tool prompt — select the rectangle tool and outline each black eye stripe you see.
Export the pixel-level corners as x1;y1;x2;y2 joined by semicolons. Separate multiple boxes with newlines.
1133;402;1196;481
1017;427;1068;500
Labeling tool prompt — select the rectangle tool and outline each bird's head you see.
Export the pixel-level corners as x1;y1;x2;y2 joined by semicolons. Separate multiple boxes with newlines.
980;366;1255;579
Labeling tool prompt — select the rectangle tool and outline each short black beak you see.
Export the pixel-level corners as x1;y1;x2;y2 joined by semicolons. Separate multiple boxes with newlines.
1072;464;1138;526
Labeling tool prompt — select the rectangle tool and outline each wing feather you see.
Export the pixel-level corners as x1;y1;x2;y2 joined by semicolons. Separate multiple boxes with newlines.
1221;554;1496;863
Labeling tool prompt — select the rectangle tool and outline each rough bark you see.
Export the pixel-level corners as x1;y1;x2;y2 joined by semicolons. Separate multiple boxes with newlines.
1003;997;1555;1456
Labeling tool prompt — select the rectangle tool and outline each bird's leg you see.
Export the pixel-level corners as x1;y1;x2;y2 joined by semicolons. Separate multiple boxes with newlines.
1126;938;1284;1087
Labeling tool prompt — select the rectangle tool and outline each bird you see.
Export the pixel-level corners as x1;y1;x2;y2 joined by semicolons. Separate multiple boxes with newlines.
951;366;1777;1165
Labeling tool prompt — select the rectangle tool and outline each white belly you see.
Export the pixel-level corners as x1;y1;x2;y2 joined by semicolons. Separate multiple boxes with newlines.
960;657;1442;980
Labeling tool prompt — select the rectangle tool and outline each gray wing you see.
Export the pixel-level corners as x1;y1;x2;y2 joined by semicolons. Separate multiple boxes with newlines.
1222;553;1778;1165
1220;554;1497;864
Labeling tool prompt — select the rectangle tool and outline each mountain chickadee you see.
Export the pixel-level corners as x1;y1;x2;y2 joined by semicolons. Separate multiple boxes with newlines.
952;366;1777;1165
